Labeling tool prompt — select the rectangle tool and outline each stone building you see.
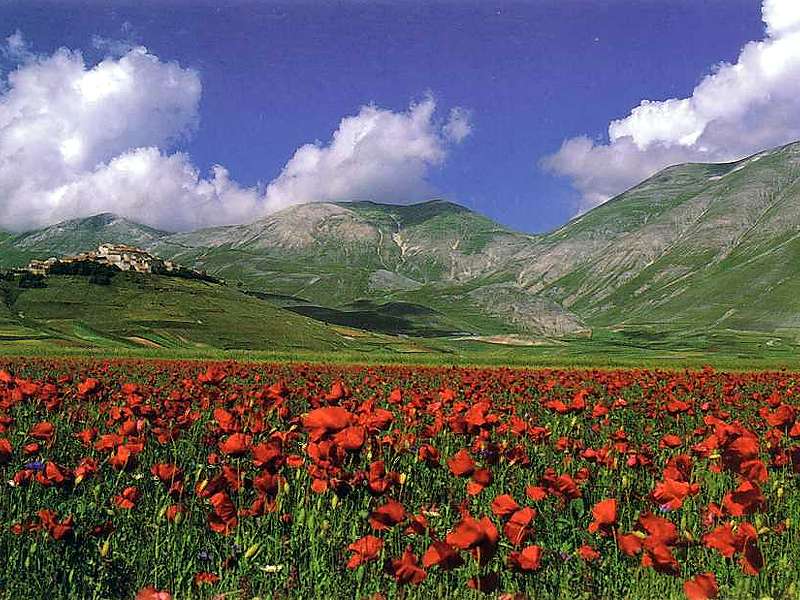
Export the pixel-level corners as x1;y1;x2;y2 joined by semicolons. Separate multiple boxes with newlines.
25;244;179;276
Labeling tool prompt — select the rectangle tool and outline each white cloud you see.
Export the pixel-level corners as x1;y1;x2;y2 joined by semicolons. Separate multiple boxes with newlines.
443;107;472;143
264;97;471;212
544;0;800;211
0;39;470;231
3;30;30;61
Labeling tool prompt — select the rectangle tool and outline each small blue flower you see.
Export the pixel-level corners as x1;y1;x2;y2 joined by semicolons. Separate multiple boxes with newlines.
24;461;45;471
197;550;212;561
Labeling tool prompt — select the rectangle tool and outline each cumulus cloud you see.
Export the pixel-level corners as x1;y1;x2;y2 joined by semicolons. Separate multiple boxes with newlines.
0;37;470;231
264;97;470;212
2;30;32;62
544;0;800;210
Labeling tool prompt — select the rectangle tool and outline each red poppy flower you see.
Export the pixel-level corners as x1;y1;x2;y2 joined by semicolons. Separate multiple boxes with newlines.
151;463;183;484
466;468;493;496
447;449;475;477
219;433;253;456
503;507;536;546
617;533;643;556
638;512;677;545
251;441;282;468
421;540;463;570
545;473;581;500
77;377;100;396
578;544;600;561
136;587;172;600
588;498;617;535
418;444;440;465
368;500;407;531
324;380;349;401
208;491;238;534
193;572;220;586
333;426;366;451
734;523;763;576
37;509;74;540
114;486;142;510
391;547;427;585
303;406;353;434
446;515;499;565
197;366;226;385
165;504;185;523
508;545;543;571
683;573;718;600
346;535;383;569
490;494;520;518
723;480;765;516
29;421;54;441
652;478;699;510
525;485;548;501
109;445;134;471
641;541;680;576
660;434;683;449
0;437;12;464
404;513;429;536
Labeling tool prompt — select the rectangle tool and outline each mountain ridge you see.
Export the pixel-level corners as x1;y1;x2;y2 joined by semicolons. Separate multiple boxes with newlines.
4;139;800;343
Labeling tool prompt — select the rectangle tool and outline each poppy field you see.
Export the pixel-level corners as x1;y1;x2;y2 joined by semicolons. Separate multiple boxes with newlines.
0;358;799;599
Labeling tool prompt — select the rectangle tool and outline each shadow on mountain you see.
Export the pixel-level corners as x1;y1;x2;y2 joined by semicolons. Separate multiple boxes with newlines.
286;300;465;337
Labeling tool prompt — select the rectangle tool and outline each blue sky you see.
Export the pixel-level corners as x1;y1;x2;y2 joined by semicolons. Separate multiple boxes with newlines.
0;1;793;233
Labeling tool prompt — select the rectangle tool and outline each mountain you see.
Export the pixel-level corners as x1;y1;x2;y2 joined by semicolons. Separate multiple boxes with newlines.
0;213;169;265
3;140;800;349
148;200;587;337
527;141;800;333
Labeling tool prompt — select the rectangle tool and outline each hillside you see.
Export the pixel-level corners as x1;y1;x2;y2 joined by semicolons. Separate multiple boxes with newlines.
3;140;800;352
148;200;585;337
0;213;170;267
528;141;800;332
0;271;390;352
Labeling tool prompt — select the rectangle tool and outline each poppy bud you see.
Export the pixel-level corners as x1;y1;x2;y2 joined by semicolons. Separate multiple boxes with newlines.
244;543;260;560
99;540;111;558
331;494;339;509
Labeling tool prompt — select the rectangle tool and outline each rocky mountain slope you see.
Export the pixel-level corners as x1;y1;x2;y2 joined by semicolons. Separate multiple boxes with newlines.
147;200;584;337
3;139;800;341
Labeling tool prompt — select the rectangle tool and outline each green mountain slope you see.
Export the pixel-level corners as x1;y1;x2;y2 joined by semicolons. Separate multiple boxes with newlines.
149;200;583;337
0;271;378;351
532;141;800;332
4;140;800;351
0;213;170;266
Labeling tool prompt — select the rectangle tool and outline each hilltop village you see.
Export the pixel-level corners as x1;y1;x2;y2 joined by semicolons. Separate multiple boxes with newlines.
26;243;181;276
15;243;218;285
